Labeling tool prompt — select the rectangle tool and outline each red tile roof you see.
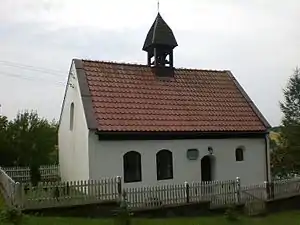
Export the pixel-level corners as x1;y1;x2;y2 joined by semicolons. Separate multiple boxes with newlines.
78;60;269;132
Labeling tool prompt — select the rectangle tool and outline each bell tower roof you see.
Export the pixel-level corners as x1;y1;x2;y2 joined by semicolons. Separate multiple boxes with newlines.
142;13;178;51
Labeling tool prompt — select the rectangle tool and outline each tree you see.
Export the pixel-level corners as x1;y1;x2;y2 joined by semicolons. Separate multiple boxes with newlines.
0;115;16;166
272;67;300;177
5;110;58;185
7;111;58;166
0;110;58;169
270;135;291;178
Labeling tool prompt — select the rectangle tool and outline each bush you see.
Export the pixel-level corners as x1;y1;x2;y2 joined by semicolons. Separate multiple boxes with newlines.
0;207;25;225
224;205;239;221
115;207;132;225
115;192;133;225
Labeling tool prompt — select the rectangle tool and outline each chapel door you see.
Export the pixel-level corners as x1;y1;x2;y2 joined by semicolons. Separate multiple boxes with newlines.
201;155;212;182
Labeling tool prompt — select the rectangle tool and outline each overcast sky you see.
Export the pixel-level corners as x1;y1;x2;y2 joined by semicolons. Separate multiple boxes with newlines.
0;0;299;126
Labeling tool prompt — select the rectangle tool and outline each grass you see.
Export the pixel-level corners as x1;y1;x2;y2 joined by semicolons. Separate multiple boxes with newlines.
2;191;300;225
18;210;300;225
0;210;299;225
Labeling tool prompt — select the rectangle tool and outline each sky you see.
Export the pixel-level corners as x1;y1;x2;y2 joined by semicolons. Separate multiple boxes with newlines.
0;0;299;126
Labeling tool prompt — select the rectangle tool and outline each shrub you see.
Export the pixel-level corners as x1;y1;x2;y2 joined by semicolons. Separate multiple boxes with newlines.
115;207;132;225
0;207;25;225
224;205;239;221
115;191;133;225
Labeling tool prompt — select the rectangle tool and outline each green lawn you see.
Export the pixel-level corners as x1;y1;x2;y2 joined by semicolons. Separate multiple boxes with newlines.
2;192;300;225
0;210;299;225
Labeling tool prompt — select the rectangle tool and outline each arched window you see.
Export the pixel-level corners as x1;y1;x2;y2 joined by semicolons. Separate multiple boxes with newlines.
156;149;173;180
235;147;244;161
123;151;142;183
70;103;74;131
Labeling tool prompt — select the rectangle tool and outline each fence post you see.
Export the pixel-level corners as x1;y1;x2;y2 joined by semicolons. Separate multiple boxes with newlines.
185;181;190;203
236;177;241;204
265;180;274;200
264;181;269;200
120;189;128;208
271;181;274;199
117;176;122;201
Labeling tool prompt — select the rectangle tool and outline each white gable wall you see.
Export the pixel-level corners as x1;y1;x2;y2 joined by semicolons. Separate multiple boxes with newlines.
88;134;267;187
58;61;90;181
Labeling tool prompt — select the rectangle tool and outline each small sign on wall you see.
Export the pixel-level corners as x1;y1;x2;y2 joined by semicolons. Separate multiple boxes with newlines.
186;148;199;160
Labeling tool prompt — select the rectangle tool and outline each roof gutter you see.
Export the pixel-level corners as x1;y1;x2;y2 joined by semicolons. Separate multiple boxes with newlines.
95;130;269;141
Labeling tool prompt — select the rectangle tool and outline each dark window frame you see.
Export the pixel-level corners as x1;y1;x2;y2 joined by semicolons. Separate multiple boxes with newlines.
235;147;244;161
70;102;75;131
123;151;142;183
156;149;173;180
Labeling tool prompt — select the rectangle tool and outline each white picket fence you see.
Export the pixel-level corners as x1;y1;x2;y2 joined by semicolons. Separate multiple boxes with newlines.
272;177;300;199
0;173;239;210
2;165;60;182
2;165;300;211
124;177;300;211
125;180;237;210
189;180;237;208
238;177;300;203
18;177;120;209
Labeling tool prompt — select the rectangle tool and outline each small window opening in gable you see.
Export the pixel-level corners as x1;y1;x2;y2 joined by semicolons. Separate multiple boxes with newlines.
70;103;74;131
235;147;244;161
123;151;142;183
156;149;173;180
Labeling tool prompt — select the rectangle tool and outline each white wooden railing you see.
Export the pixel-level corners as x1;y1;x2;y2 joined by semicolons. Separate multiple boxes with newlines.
18;177;120;209
0;167;19;206
124;180;237;210
2;165;300;211
272;176;300;199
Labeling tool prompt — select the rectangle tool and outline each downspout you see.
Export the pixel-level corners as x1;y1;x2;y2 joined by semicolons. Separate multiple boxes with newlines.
264;132;270;183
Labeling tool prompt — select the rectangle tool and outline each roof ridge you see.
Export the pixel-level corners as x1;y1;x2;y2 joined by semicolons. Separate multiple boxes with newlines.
175;67;228;73
80;58;148;68
79;58;229;73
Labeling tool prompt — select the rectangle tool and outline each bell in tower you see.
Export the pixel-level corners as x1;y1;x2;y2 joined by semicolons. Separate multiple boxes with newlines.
142;13;178;77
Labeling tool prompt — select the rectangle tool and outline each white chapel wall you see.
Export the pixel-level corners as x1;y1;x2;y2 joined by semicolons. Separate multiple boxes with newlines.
58;61;90;182
88;135;267;187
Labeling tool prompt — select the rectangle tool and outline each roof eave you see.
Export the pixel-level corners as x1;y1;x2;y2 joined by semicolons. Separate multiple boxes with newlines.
58;60;74;128
74;59;98;130
94;130;269;140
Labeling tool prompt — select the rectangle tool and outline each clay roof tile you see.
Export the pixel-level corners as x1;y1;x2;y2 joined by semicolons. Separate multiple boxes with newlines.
77;59;270;132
